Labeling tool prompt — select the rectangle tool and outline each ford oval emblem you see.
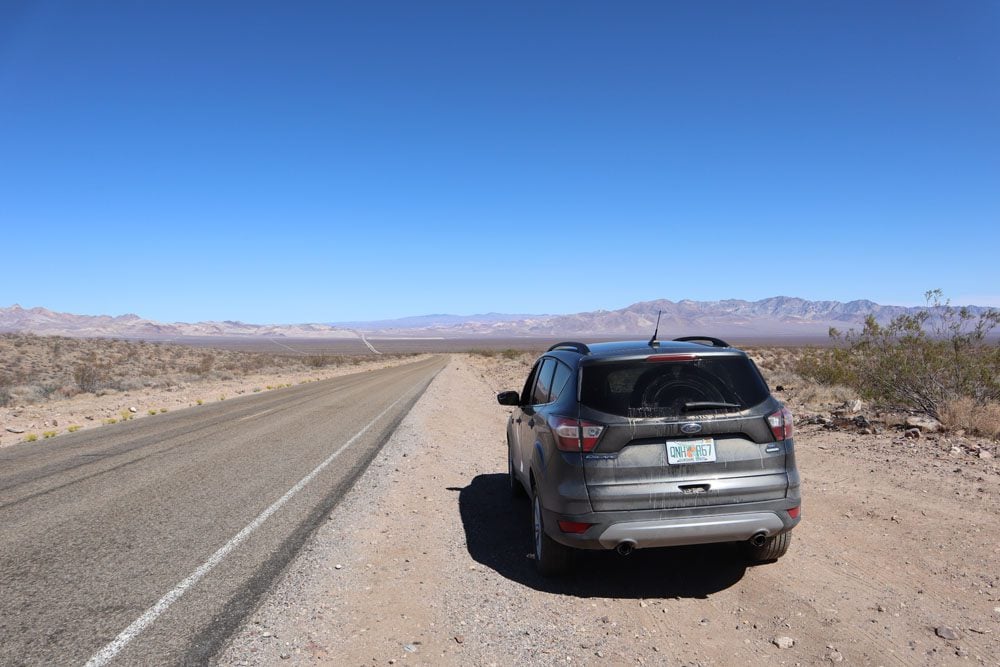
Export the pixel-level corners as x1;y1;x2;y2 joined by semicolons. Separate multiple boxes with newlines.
680;423;703;434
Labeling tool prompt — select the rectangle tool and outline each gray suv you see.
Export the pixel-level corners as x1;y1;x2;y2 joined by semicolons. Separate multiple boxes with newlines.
497;337;801;576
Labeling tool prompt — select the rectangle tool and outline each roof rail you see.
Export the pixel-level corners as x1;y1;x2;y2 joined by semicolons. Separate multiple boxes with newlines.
673;336;731;348
547;341;591;355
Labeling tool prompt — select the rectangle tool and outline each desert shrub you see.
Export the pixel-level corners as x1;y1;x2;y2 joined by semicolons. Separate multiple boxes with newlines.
73;363;104;393
67;425;81;432
306;354;338;368
57;385;79;398
794;347;857;387
115;378;146;392
799;291;1000;421
25;433;38;442
37;384;59;400
940;397;1000;439
197;353;215;375
42;430;57;439
796;382;858;408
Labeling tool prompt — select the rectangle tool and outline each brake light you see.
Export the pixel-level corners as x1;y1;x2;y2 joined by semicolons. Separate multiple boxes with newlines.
646;354;697;362
767;406;794;441
550;416;605;452
787;506;801;519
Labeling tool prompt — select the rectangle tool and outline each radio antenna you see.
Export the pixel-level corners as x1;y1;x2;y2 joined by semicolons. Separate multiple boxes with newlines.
648;310;662;347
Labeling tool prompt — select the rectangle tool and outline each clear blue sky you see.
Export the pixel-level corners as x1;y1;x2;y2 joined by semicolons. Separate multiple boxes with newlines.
1;1;997;323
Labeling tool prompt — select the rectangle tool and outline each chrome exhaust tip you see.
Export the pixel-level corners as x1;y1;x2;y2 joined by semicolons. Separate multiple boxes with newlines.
616;540;636;556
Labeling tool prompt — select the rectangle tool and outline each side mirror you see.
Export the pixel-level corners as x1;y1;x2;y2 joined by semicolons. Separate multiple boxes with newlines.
496;390;520;406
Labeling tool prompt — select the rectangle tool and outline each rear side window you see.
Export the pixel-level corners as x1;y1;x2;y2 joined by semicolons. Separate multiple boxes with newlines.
580;356;770;417
531;358;556;404
548;360;574;403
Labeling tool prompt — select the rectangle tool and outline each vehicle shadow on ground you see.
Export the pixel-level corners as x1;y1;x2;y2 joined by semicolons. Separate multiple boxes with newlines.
453;474;748;598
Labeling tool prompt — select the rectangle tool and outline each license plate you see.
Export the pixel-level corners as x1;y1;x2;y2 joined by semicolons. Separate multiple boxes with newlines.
666;438;716;464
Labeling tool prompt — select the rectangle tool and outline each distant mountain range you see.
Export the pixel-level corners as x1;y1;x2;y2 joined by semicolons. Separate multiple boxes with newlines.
332;312;544;329
333;297;995;339
1;297;994;341
0;305;357;339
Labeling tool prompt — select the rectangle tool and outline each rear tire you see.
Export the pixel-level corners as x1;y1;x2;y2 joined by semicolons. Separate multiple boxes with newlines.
509;452;527;499
746;531;792;563
532;492;572;576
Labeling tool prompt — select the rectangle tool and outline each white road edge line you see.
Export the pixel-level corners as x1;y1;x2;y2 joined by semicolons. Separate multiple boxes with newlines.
84;392;411;667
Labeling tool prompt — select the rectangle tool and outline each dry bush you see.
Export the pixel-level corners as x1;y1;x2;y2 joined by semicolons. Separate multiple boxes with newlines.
795;382;858;410
197;353;215;375
73;363;105;393
306;355;339;368
746;348;805;386
792;348;856;387
795;291;1000;423
746;347;805;375
746;346;859;412
940;398;1000;439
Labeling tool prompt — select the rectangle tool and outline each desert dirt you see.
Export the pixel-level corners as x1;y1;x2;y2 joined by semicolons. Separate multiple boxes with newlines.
217;353;999;666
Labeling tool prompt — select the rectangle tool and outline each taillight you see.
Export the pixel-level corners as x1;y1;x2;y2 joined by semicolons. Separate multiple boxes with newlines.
767;406;794;441
550;416;605;452
787;506;801;520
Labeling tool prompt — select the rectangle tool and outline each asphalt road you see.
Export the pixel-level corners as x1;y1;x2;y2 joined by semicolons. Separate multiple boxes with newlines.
0;355;446;666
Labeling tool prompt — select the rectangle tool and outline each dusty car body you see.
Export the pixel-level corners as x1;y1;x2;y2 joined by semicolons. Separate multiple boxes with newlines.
497;338;801;575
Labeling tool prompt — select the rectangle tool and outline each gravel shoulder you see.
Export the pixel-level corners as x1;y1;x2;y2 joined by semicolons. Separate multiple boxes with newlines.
218;355;1000;666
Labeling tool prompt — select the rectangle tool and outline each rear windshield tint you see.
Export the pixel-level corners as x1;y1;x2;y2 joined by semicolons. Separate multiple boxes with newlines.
580;356;769;418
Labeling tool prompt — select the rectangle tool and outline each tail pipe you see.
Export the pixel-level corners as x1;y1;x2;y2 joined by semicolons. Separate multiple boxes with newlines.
750;531;768;547
616;540;636;556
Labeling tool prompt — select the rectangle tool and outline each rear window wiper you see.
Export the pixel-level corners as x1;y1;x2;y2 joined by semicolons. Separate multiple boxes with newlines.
682;401;741;412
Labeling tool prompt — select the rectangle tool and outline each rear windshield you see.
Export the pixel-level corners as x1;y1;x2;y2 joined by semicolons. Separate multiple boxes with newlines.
580;356;770;418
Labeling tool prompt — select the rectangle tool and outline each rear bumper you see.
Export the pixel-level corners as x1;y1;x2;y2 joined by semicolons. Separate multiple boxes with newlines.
543;501;800;550
596;511;788;549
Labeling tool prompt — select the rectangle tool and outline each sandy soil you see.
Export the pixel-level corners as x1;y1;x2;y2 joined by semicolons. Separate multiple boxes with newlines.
216;353;1000;666
0;356;428;448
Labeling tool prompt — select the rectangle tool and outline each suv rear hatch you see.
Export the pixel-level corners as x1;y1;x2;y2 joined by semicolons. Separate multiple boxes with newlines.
578;352;787;511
